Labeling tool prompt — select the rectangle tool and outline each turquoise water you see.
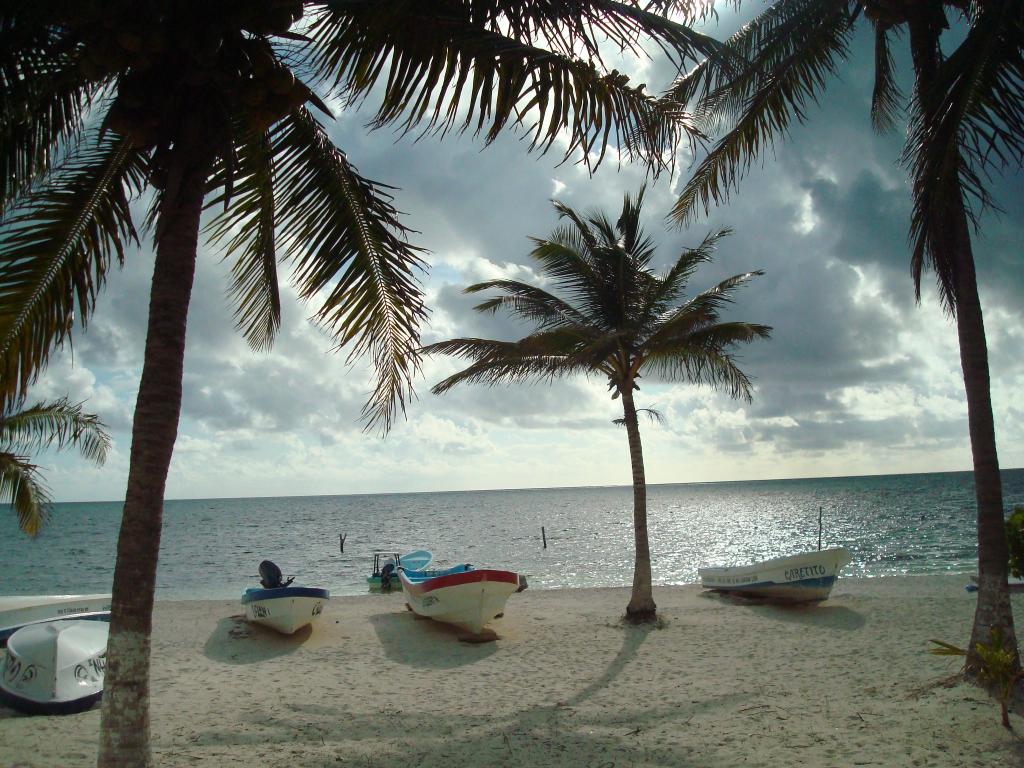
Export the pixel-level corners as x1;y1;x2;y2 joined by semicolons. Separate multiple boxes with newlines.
3;470;1022;599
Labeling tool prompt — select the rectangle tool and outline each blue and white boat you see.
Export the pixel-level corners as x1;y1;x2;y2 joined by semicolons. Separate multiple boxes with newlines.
0;594;111;645
367;549;432;591
698;547;852;603
242;561;329;635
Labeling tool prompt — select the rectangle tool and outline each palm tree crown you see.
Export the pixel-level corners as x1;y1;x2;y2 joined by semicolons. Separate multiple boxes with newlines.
425;189;770;621
0;0;723;428
427;189;771;401
0;397;109;536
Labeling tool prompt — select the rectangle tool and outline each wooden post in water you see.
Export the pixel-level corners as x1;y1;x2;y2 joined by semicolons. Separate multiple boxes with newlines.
340;533;347;553
817;507;823;551
541;526;547;549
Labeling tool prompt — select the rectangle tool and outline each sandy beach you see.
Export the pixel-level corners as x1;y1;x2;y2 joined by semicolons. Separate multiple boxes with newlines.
1;575;1022;767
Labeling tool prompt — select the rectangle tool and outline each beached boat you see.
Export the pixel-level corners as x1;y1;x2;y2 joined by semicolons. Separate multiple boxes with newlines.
241;560;329;635
367;549;432;591
0;619;108;715
0;594;111;644
699;547;852;602
399;564;520;635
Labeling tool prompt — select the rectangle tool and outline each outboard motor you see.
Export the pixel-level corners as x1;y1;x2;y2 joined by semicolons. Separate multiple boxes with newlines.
258;560;295;589
379;562;395;592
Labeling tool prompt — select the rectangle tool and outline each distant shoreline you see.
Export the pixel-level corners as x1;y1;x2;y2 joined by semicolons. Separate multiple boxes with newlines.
50;466;1024;505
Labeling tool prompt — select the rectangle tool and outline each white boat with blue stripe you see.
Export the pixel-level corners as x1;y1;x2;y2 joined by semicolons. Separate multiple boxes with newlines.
699;547;852;603
241;561;329;635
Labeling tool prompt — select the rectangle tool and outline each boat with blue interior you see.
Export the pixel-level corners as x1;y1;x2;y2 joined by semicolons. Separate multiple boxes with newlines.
367;549;432;591
399;563;520;635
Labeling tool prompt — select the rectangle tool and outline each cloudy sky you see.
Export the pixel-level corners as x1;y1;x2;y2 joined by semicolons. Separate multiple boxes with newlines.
26;6;1024;502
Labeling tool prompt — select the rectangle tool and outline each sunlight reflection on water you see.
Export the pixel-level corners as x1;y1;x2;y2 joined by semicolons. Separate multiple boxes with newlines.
2;469;1021;599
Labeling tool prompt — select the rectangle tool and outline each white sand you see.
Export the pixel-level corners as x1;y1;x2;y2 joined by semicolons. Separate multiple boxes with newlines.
1;576;1022;767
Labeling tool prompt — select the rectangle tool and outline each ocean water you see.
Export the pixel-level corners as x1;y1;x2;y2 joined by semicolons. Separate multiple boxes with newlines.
2;470;1023;600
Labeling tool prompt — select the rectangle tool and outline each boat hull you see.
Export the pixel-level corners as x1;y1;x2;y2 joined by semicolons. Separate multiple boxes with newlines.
0;620;108;715
698;548;852;603
399;567;519;635
241;587;329;635
0;594;111;644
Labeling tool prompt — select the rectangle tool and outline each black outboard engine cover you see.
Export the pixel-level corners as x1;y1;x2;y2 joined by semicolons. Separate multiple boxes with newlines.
259;560;294;589
379;562;395;591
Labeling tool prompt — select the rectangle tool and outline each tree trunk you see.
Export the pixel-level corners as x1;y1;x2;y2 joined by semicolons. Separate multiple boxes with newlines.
621;385;656;622
907;12;1018;672
954;215;1018;670
98;147;210;767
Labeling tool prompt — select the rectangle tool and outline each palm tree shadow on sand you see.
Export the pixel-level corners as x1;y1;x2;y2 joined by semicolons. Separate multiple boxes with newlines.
699;591;866;630
369;611;498;668
202;614;312;664
565;621;655;707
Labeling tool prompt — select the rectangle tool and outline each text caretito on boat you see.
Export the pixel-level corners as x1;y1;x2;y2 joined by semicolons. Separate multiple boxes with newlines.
698;547;852;602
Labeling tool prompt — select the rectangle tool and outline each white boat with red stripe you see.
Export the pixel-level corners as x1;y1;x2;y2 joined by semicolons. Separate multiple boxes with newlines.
398;564;520;635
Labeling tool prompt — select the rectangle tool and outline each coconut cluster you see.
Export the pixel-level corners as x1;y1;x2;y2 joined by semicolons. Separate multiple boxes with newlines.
64;0;310;150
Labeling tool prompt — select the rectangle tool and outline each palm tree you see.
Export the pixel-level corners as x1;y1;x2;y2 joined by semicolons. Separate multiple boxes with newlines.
1;3;726;763
665;0;1022;671
1;397;110;536
423;189;771;622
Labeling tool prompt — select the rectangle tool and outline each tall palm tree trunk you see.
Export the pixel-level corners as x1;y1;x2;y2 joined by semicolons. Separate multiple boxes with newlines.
908;12;1018;672
621;385;656;621
98;146;210;767
953;214;1018;668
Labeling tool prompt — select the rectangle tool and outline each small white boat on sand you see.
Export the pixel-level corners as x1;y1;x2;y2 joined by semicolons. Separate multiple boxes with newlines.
241;560;329;635
0;594;111;644
699;548;852;603
0;620;108;715
399;564;520;636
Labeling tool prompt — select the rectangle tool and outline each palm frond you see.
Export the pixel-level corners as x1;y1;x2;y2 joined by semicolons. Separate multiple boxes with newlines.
667;0;843;128
670;0;853;224
640;338;762;400
423;330;595;393
905;2;1024;310
0;14;102;212
0;133;148;411
205;129;281;352
871;22;902;133
0;397;110;464
644;228;733;317
0;451;49;537
642;270;766;350
311;0;708;172
613;407;665;426
465;279;588;328
271;107;427;431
